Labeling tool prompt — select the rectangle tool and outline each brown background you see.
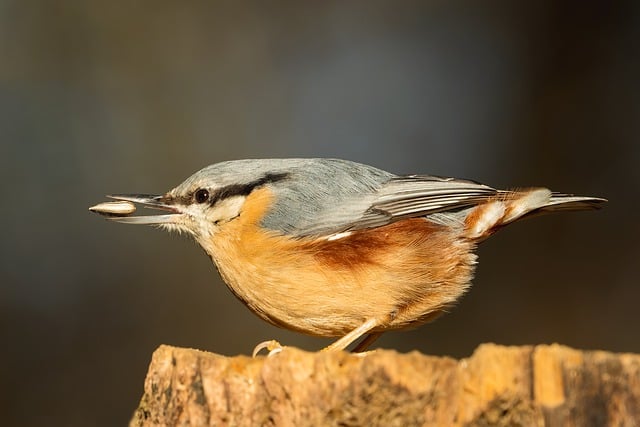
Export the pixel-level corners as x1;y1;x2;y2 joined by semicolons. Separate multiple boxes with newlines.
1;1;638;426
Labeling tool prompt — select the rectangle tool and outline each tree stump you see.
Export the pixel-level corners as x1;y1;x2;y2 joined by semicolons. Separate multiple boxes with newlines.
130;343;640;426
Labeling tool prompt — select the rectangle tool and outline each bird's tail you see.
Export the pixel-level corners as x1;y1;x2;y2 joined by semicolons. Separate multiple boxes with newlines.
464;188;606;240
534;192;607;214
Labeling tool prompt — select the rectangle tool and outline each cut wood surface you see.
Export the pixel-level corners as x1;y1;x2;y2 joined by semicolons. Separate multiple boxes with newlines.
130;343;640;427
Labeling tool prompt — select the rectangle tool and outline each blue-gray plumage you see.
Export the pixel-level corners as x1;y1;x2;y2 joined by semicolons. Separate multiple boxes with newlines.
172;159;394;237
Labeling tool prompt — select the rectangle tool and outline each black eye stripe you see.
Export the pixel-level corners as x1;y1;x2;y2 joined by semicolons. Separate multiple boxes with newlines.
207;172;290;206
160;172;290;207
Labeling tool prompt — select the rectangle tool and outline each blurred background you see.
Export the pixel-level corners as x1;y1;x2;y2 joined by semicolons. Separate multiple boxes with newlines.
1;1;638;425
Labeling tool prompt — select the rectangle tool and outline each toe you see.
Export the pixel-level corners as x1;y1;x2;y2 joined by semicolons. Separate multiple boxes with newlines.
252;340;284;357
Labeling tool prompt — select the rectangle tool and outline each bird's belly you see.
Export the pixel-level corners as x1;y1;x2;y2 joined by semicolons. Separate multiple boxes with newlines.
204;218;477;337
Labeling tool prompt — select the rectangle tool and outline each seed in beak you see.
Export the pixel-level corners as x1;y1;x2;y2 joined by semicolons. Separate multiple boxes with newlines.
89;201;137;217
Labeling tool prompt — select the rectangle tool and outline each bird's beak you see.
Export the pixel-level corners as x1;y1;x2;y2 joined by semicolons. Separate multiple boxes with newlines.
90;194;183;225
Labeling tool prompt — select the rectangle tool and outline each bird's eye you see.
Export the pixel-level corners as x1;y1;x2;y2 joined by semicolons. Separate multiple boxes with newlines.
194;188;210;204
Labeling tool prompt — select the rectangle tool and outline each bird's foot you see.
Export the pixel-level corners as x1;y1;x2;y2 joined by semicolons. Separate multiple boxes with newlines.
252;339;284;357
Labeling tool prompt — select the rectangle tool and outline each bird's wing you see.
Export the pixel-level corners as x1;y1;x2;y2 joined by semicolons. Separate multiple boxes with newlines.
260;160;499;238
343;175;499;232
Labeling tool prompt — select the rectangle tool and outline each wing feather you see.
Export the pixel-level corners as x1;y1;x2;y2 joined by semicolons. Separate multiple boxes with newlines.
345;175;498;232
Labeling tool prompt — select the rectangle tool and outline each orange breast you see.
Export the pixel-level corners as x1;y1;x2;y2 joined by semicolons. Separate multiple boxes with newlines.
199;187;478;337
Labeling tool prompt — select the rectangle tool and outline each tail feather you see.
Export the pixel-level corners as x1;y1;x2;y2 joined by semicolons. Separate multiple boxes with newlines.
464;189;606;240
502;190;606;220
540;193;607;211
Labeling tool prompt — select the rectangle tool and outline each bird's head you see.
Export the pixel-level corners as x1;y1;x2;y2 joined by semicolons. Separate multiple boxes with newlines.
105;160;291;243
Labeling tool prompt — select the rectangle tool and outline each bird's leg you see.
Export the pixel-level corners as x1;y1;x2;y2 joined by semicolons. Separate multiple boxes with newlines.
352;332;382;353
323;318;379;352
254;318;381;357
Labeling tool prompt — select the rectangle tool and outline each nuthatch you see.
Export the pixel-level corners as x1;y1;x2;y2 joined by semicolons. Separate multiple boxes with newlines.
90;158;605;354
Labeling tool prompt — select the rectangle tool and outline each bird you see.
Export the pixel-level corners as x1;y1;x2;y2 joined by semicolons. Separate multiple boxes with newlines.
90;158;606;355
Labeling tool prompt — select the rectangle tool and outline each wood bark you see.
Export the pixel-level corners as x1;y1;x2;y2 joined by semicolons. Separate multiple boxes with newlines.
130;343;640;426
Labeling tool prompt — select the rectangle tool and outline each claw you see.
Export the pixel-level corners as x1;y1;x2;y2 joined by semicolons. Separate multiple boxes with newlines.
252;340;284;357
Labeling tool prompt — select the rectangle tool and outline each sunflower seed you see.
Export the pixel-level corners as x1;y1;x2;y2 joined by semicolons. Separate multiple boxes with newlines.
89;201;136;217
